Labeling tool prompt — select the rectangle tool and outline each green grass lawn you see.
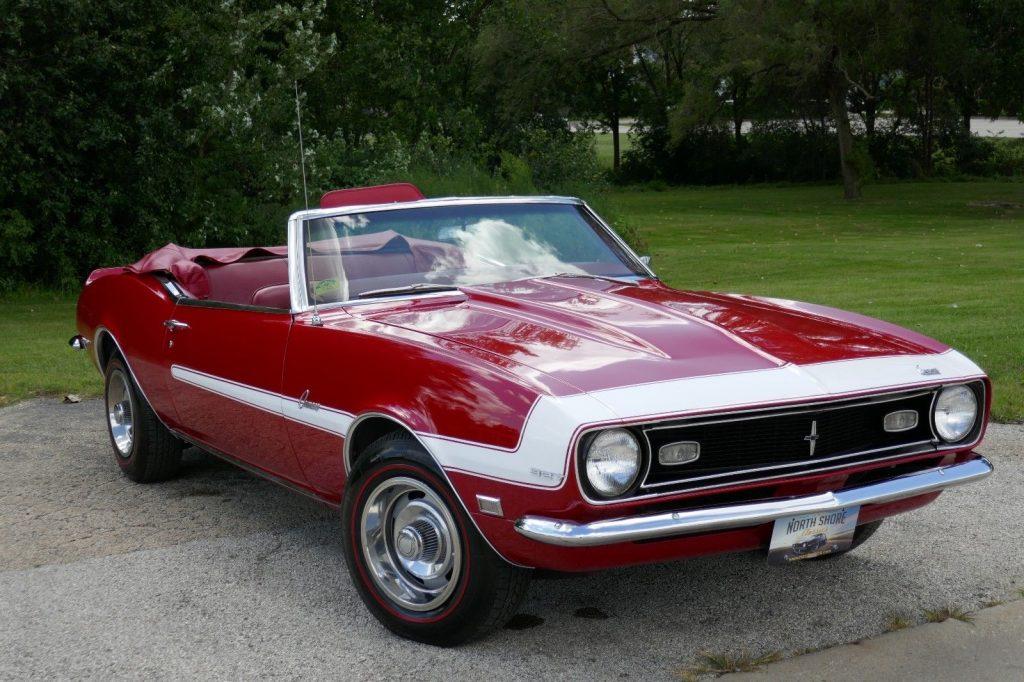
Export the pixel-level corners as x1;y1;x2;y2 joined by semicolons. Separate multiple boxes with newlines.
0;290;100;407
605;181;1023;421
2;180;1022;420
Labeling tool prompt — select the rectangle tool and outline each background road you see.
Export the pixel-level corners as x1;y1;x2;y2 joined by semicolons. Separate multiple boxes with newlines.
590;117;1024;137
2;399;1022;680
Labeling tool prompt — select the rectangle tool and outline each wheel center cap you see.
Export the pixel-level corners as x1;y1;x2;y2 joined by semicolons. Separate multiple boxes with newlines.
396;527;423;559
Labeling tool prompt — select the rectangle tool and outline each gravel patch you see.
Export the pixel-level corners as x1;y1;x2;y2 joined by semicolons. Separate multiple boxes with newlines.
1;399;1022;679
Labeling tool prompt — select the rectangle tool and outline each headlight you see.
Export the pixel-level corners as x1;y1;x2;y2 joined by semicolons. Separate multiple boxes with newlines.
585;428;641;497
933;385;979;442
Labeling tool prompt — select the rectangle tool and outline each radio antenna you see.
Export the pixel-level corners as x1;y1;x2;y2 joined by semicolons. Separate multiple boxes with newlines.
294;80;322;326
294;79;310;210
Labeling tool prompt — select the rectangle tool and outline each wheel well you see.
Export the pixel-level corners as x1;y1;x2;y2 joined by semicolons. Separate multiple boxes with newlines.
346;415;411;473
96;330;118;370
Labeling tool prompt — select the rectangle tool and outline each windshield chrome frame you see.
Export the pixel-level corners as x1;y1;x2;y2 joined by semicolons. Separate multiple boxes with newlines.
287;195;656;314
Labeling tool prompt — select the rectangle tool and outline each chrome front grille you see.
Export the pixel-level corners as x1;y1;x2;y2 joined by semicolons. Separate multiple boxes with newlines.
636;387;955;494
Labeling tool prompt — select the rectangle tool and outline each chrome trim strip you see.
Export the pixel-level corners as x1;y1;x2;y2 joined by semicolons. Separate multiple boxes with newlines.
288;212;309;313
516;457;993;547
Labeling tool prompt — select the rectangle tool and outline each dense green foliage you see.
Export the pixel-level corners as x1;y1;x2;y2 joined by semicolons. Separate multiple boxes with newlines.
0;1;601;288
1;0;1022;286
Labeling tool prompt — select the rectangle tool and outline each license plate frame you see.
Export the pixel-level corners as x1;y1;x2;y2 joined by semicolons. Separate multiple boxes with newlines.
767;506;860;564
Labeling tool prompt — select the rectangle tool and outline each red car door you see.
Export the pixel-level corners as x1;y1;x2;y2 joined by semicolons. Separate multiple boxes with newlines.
162;301;306;482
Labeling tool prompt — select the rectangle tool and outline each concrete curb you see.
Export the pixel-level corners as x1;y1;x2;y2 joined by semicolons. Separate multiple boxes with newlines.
729;600;1024;681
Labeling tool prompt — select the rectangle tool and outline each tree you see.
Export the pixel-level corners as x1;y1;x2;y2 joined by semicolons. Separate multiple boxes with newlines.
715;0;901;199
473;1;716;169
0;0;333;285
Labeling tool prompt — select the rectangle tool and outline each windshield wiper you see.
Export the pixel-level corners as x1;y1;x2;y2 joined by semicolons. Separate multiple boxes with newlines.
354;282;460;299
542;273;640;287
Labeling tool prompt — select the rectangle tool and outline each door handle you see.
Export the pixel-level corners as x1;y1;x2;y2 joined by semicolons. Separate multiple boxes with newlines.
163;319;189;331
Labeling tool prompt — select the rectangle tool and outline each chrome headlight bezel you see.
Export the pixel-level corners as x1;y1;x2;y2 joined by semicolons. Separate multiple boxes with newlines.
580;428;644;499
932;383;981;443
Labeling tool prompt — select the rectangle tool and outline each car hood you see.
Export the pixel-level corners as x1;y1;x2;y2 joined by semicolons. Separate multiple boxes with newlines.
361;278;948;396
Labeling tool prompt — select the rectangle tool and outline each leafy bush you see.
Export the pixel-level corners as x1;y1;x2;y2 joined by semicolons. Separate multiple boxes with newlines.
620;123;841;185
988;138;1024;177
0;210;36;293
621;119;1024;186
740;124;839;183
518;129;604;192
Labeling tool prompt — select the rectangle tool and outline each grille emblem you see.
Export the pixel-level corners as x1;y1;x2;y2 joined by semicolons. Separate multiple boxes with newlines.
804;420;819;456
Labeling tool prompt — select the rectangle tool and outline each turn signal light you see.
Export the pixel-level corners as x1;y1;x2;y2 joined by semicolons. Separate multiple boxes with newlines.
658;441;700;466
884;410;918;432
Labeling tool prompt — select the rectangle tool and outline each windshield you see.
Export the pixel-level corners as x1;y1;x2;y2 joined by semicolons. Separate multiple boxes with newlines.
302;201;643;304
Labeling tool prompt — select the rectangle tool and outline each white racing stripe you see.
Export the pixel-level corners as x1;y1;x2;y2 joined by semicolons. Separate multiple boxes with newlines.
170;350;985;489
170;365;353;436
423;350;985;487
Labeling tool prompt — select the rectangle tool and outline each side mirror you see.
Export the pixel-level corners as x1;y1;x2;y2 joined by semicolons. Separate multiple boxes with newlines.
639;255;652;267
69;335;90;350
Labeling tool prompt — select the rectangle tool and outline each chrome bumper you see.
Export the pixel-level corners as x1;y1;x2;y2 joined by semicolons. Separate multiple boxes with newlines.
514;457;993;547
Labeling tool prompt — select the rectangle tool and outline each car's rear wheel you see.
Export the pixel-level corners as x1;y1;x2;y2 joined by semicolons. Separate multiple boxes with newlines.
342;433;530;646
809;520;884;561
104;356;182;482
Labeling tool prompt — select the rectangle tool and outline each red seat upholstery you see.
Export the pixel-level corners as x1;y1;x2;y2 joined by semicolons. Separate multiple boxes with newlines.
251;284;292;309
203;259;289;306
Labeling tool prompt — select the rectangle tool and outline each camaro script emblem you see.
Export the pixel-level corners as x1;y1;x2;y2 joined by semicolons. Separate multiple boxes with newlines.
804;420;820;457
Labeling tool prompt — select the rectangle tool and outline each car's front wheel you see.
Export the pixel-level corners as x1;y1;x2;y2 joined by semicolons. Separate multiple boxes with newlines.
342;434;530;646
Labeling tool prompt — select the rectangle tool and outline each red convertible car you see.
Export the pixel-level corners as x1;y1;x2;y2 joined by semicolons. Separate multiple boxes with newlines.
72;182;992;645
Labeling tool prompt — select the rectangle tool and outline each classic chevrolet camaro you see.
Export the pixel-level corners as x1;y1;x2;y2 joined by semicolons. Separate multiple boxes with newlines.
72;182;992;645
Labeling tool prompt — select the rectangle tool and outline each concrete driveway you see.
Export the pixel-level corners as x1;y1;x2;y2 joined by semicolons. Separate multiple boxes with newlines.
2;398;1022;679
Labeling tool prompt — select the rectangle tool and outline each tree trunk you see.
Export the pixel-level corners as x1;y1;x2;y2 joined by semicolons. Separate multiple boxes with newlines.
731;82;743;145
829;78;861;199
922;76;935;174
611;113;621;171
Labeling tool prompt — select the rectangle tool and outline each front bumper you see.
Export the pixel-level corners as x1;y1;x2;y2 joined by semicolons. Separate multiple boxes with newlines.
514;457;993;547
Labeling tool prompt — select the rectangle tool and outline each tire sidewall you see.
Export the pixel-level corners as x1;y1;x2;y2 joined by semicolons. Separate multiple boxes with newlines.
341;441;507;645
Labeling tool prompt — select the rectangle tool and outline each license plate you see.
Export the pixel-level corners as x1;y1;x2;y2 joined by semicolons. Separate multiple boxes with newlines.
767;506;860;564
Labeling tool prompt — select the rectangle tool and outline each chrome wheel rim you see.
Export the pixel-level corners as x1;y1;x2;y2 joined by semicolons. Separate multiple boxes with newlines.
106;369;134;456
360;476;461;612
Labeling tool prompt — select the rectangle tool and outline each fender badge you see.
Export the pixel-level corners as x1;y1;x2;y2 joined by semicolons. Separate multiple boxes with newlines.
530;467;562;482
918;367;941;376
